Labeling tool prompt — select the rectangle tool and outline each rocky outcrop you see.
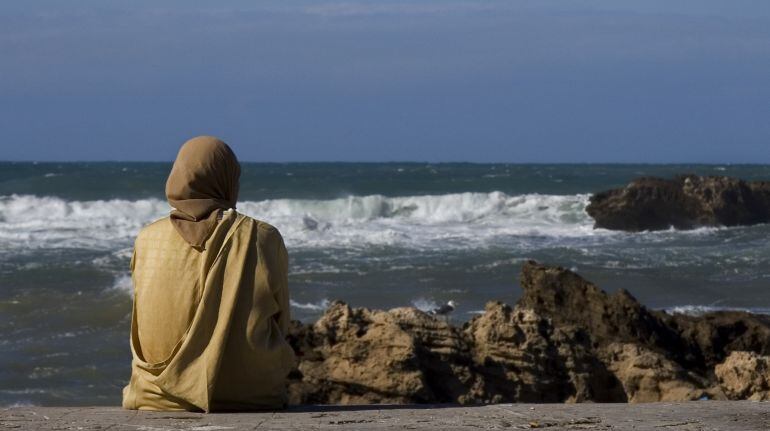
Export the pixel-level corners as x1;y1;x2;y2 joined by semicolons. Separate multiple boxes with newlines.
286;261;770;404
586;175;770;231
287;302;474;404
463;303;625;403
517;261;702;368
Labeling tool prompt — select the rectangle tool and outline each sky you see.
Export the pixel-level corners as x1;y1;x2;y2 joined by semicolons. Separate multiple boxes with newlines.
1;1;770;163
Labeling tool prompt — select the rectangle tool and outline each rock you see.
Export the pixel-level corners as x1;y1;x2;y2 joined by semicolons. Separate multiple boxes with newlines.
517;261;700;368
286;262;770;405
586;175;770;231
599;343;708;402
289;299;626;405
715;351;770;400
663;311;770;369
288;300;474;405
464;302;625;403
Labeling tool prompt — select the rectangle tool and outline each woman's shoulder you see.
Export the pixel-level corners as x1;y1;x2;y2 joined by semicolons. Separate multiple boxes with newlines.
136;216;172;239
236;214;284;243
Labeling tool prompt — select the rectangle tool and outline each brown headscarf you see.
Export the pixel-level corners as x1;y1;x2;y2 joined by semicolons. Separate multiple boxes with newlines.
165;136;241;248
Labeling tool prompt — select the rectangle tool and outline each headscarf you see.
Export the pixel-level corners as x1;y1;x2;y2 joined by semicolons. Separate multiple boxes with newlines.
165;136;241;248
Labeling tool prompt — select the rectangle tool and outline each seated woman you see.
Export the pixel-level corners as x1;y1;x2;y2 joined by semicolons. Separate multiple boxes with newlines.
122;136;295;412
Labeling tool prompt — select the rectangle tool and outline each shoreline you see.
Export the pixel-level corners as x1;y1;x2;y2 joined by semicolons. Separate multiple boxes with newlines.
3;402;769;430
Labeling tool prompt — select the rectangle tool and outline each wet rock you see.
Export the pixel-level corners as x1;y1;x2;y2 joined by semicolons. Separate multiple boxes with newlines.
586;175;770;231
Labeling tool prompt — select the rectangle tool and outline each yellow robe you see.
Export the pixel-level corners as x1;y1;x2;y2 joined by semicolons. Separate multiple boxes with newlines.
122;210;296;412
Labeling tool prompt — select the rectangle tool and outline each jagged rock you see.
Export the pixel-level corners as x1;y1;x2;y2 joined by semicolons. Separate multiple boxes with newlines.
465;302;625;403
586;175;770;231
715;351;770;400
517;261;700;368
286;262;770;405
287;301;473;404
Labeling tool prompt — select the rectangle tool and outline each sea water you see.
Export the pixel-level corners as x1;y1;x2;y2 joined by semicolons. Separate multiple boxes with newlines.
2;162;770;406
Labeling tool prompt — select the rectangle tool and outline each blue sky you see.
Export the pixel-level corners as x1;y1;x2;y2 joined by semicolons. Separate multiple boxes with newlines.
1;1;769;162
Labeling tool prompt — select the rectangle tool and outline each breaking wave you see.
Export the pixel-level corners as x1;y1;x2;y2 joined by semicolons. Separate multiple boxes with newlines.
289;299;332;311
664;305;770;316
0;192;599;251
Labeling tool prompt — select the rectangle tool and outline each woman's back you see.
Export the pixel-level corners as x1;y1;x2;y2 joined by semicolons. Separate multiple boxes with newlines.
123;137;295;412
132;215;206;365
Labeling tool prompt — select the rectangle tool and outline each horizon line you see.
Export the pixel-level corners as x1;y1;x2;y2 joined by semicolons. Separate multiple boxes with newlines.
1;160;769;166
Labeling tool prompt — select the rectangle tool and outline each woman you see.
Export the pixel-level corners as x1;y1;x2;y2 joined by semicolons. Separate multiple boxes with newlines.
122;136;295;412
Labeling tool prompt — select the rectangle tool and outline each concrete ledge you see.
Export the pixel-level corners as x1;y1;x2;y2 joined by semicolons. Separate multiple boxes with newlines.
2;402;769;430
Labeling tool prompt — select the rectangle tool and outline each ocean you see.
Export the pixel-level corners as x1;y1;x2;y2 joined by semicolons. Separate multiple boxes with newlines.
2;162;770;406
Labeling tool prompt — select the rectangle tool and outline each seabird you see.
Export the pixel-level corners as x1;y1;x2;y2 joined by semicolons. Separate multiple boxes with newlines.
430;300;457;317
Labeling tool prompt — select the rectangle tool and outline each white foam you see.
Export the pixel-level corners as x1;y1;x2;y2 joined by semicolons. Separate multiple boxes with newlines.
111;274;133;294
410;298;439;313
0;195;168;250
242;192;602;250
290;299;331;311
664;305;770;316
0;192;600;251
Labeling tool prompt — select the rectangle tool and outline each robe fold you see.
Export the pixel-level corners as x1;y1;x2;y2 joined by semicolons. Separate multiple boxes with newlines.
122;210;295;412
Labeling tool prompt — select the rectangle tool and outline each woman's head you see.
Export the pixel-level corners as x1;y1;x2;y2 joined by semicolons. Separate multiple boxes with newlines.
165;136;241;247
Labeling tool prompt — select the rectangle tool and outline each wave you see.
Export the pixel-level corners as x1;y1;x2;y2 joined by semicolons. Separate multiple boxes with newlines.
0;195;167;250
410;298;440;313
290;299;331;311
664;305;770;316
110;274;133;294
0;192;599;251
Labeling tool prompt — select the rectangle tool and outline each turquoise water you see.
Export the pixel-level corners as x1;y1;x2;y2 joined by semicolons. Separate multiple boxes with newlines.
2;162;770;406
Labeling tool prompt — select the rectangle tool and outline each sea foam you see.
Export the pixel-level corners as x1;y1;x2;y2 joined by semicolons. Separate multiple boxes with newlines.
289;299;331;311
664;305;770;316
0;192;599;251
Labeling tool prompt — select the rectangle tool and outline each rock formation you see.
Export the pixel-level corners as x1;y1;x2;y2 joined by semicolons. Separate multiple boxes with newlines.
663;311;770;369
287;303;474;404
586;175;770;231
286;261;770;404
715;351;770;401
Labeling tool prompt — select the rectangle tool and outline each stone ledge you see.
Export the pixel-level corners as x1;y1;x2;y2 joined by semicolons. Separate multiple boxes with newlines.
2;402;769;431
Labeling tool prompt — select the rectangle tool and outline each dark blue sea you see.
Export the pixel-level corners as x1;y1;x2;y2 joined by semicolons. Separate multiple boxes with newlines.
2;162;770;406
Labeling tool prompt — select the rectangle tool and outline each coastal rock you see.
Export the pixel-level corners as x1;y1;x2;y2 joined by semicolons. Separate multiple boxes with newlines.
598;342;708;402
715;351;770;400
517;261;699;368
287;262;770;404
586;175;770;231
464;302;625;403
664;311;770;369
287;301;474;404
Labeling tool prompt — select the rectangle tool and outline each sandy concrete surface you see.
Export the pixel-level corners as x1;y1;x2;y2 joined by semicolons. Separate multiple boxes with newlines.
1;402;769;430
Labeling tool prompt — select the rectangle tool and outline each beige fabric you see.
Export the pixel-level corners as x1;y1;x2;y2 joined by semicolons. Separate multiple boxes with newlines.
122;211;295;412
166;136;241;248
